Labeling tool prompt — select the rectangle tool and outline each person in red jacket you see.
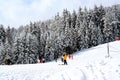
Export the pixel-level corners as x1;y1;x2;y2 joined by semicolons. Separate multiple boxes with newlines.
68;54;73;60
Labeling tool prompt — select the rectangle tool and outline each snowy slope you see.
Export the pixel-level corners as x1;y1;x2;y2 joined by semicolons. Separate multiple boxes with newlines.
0;41;120;80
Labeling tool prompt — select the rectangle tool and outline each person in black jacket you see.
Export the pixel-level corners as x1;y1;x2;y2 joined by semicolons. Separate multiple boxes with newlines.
54;53;58;62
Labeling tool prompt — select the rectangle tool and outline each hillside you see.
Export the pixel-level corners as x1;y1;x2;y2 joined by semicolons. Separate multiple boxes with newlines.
0;41;120;80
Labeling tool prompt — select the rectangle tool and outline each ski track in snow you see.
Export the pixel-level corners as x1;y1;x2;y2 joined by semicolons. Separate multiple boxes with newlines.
46;65;88;80
0;64;89;80
0;63;105;80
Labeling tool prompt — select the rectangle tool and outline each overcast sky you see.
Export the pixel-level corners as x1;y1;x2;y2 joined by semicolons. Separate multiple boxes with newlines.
0;0;119;28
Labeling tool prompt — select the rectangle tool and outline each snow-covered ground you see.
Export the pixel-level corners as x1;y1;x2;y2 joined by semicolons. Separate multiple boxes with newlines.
0;41;120;80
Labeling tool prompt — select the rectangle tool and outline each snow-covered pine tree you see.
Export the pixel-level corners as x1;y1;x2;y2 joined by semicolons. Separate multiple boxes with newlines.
6;26;13;46
71;10;77;28
103;7;115;42
76;7;86;49
0;39;5;64
111;5;120;38
26;33;38;63
88;5;105;46
82;7;89;48
0;25;6;43
12;38;21;64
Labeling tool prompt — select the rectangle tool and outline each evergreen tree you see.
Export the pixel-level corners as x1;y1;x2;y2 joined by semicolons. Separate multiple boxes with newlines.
6;26;13;46
0;39;5;64
0;25;6;43
12;38;21;64
71;10;77;28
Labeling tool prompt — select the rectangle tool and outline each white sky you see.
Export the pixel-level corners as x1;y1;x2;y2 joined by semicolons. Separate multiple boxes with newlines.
0;0;119;28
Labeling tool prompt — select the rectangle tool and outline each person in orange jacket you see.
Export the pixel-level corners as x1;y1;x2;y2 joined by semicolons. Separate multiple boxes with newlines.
62;52;67;65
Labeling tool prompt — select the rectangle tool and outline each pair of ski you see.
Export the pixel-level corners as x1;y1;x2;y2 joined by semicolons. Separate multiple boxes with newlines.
58;64;68;65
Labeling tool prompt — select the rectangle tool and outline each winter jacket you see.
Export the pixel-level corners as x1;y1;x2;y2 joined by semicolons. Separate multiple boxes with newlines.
54;53;58;59
63;54;67;60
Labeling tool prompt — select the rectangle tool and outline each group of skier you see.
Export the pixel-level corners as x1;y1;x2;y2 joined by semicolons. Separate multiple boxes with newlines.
39;52;72;65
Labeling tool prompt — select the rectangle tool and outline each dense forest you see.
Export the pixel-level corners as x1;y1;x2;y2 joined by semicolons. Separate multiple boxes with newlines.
0;4;120;65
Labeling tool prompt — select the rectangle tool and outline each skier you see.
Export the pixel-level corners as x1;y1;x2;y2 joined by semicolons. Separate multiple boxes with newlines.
62;52;67;65
54;53;58;62
39;53;45;63
68;54;73;60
